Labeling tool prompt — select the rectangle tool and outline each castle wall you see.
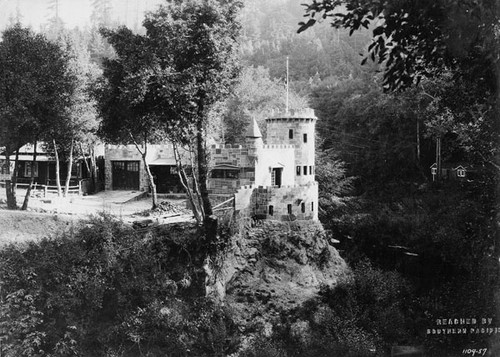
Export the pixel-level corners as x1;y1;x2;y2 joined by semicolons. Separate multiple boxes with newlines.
254;145;295;187
234;182;318;221
208;144;259;194
210;144;258;168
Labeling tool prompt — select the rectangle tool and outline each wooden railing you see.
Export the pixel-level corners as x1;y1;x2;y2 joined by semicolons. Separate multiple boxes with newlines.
212;196;235;212
0;180;84;197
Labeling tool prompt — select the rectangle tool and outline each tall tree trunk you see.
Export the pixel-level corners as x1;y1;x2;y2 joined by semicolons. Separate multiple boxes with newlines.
143;152;158;209
53;139;62;196
416;118;421;162
5;149;16;209
195;119;221;299
196;120;212;220
173;142;203;224
21;140;38;210
130;132;157;209
90;146;98;192
80;142;94;193
6;148;21;209
64;138;74;197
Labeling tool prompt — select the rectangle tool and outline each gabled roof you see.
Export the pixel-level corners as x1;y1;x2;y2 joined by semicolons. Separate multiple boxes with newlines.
245;118;262;138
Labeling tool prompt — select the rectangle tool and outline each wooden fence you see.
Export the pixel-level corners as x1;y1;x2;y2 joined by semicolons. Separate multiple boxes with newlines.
0;180;84;197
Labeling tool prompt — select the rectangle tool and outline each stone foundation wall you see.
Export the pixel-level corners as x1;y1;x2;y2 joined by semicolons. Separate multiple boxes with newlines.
208;177;253;195
234;182;318;221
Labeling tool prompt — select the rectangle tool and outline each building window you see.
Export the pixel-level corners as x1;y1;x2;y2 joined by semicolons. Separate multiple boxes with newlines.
24;162;38;178
269;205;274;216
303;133;307;143
0;160;9;175
287;204;292;214
289;129;293;139
128;161;139;172
457;169;466;177
296;166;301;175
303;166;307;175
301;202;305;213
311;202;314;211
211;169;239;179
309;166;313;175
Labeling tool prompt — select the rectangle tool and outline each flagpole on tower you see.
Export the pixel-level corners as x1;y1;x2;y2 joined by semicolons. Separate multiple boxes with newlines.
286;56;290;113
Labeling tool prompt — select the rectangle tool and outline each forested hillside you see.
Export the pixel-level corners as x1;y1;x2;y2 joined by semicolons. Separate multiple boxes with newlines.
234;1;500;355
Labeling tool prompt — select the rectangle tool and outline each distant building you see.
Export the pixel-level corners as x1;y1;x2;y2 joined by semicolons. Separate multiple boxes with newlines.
430;162;475;181
104;143;185;193
0;143;103;194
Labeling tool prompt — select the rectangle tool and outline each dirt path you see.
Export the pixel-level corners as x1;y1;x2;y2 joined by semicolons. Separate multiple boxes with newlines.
0;193;193;246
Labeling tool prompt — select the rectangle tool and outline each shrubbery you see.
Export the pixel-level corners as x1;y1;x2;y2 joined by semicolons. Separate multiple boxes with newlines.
0;213;239;357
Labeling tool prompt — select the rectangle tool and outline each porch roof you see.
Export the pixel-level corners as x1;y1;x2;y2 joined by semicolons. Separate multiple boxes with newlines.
0;155;53;162
149;158;176;166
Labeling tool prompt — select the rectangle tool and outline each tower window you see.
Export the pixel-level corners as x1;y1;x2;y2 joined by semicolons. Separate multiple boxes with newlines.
303;133;307;143
311;202;314;211
301;202;305;213
289;129;293;139
309;166;312;175
269;205;274;216
303;166;307;175
287;204;292;214
296;166;301;175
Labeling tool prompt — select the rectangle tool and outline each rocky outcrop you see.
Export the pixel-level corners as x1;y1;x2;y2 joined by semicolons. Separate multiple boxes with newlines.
221;219;348;331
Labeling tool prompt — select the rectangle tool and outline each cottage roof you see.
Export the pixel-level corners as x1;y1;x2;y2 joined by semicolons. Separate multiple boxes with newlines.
245;118;262;138
149;158;176;166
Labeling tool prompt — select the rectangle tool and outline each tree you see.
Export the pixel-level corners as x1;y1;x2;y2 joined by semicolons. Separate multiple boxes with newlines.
55;32;101;197
299;1;499;91
143;0;242;224
99;0;242;223
0;25;75;209
97;26;163;209
301;0;500;173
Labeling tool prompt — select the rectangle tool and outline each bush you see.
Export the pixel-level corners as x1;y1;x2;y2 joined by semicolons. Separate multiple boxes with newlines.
0;213;239;356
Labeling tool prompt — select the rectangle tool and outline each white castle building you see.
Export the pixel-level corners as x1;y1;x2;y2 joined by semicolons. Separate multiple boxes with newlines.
208;108;318;220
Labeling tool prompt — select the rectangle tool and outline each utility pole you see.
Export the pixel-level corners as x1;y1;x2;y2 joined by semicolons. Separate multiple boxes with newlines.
285;56;289;113
436;135;442;180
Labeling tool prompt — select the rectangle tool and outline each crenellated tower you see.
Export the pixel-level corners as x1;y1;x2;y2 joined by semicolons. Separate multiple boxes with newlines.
265;108;318;186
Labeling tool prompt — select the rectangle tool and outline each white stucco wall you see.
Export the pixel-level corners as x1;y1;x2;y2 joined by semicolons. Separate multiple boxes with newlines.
254;145;295;187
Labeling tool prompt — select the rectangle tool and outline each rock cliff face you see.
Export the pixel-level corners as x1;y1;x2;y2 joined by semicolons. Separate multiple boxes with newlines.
221;219;348;331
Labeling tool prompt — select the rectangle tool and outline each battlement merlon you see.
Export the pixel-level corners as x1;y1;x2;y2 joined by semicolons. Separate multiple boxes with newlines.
262;144;295;150
265;108;318;121
210;144;244;149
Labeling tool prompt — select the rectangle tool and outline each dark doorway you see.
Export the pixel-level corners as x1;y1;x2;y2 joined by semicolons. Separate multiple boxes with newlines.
149;165;183;193
272;168;282;187
112;161;140;190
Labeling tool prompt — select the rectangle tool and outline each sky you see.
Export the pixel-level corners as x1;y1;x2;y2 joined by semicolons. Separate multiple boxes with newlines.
0;0;163;31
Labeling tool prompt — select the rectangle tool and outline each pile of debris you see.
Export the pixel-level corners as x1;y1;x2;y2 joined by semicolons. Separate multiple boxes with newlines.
132;201;192;229
153;201;190;216
136;200;190;218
